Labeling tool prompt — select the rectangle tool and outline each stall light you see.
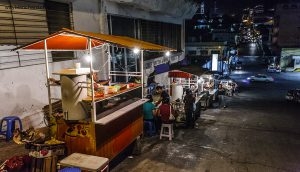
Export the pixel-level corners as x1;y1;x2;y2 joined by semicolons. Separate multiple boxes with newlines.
197;78;204;83
165;51;170;57
133;48;140;54
84;54;92;62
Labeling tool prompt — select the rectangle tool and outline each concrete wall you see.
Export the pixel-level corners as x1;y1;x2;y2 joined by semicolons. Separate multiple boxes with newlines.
0;45;77;129
105;0;197;24
73;0;100;32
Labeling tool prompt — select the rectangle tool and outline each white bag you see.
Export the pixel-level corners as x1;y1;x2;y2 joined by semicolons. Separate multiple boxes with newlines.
169;105;175;120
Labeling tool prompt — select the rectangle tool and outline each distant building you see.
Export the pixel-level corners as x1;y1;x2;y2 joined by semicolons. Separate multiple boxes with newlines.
185;42;226;59
274;2;300;70
274;2;300;48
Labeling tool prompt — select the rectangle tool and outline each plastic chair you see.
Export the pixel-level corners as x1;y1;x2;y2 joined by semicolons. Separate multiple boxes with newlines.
144;120;156;136
59;167;81;172
160;123;174;141
0;116;23;141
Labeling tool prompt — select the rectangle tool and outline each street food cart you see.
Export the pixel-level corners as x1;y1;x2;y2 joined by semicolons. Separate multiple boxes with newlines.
14;28;174;163
197;73;218;109
168;70;201;124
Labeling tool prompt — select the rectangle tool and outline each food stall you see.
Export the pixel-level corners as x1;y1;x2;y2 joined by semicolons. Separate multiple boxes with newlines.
14;28;174;163
168;70;202;124
198;73;218;108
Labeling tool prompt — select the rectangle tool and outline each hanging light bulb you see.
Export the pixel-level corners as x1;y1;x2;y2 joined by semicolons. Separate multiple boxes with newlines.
84;54;91;62
133;48;140;54
165;51;170;57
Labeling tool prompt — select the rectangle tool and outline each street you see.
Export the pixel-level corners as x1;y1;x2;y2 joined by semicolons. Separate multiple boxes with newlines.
111;62;300;172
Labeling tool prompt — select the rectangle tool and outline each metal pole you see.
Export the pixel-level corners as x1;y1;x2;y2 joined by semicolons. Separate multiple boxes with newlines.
124;48;128;82
88;38;96;122
44;40;52;117
141;50;144;97
107;45;111;85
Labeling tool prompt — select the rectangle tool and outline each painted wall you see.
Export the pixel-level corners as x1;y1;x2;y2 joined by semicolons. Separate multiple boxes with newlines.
0;45;78;129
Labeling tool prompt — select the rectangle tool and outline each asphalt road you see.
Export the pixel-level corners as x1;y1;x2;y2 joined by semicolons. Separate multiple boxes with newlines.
111;63;300;172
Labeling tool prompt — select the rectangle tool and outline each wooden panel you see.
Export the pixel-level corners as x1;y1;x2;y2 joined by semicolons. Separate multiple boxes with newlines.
56;106;143;160
131;116;143;137
57;121;96;155
113;124;133;154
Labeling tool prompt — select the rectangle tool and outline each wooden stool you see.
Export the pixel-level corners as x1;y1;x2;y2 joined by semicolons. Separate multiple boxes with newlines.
58;153;109;172
160;123;174;141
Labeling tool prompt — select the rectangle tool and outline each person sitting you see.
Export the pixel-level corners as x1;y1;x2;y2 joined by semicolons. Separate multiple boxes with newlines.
142;95;157;136
157;98;175;124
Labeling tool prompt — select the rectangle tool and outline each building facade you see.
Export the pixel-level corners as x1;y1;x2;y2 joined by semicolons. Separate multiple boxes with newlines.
274;2;300;69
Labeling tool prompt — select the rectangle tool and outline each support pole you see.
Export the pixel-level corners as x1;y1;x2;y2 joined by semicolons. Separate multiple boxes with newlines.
141;50;144;97
44;40;52;118
107;44;111;85
88;38;96;122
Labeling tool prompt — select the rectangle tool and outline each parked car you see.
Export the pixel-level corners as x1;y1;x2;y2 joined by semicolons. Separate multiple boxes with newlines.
285;89;300;103
267;65;281;73
247;74;274;82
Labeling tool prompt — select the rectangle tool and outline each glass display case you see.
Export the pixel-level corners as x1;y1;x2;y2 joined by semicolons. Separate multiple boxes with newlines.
87;87;142;121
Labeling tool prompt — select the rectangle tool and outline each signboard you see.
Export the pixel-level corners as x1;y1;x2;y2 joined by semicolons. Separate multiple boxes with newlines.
212;54;218;71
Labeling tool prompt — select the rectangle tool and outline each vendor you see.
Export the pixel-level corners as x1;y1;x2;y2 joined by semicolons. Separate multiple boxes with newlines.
87;71;110;97
155;85;170;106
88;72;109;92
91;72;110;86
147;70;156;87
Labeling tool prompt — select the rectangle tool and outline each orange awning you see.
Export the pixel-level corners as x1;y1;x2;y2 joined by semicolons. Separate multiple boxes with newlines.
14;28;176;52
168;70;193;78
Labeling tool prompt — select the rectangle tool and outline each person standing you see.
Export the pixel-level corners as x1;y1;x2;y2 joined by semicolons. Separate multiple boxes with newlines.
155;85;170;106
147;71;157;95
183;89;196;128
218;84;227;108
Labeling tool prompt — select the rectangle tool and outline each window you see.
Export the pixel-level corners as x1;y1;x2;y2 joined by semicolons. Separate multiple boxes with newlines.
108;15;135;37
188;50;196;55
45;0;74;62
0;0;48;45
211;50;220;54
107;15;181;51
0;0;73;64
45;0;73;34
200;50;208;55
